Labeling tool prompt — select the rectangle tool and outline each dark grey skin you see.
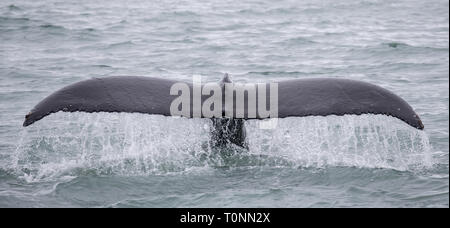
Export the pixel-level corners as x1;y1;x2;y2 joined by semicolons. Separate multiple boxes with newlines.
23;74;424;148
211;118;247;149
210;73;247;149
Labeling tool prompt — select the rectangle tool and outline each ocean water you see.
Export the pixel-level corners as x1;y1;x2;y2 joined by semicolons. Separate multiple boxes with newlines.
0;0;448;208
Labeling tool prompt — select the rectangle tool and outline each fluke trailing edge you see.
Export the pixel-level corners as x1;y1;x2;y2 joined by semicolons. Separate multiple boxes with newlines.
23;75;424;132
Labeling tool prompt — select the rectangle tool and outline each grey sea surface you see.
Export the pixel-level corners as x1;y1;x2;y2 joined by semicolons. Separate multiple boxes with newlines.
0;0;448;207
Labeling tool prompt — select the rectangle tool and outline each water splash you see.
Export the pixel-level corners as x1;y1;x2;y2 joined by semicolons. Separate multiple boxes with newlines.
10;112;433;182
13;113;213;182
246;114;433;170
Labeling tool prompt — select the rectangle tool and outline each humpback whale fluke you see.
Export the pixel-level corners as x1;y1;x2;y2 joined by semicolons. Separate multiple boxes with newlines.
23;75;424;135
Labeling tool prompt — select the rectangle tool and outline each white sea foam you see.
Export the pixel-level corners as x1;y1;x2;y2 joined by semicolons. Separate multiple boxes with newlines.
12;112;433;182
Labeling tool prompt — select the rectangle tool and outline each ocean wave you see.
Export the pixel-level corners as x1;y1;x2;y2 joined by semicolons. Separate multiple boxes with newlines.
39;24;65;30
106;41;136;48
7;4;22;11
0;16;30;23
381;42;448;52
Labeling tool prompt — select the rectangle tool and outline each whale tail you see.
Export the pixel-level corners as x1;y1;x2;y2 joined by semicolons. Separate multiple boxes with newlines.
23;74;424;132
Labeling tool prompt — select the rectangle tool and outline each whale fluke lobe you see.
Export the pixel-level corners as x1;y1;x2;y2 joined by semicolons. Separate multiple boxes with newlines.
23;76;178;127
23;75;424;131
276;78;424;130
